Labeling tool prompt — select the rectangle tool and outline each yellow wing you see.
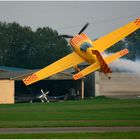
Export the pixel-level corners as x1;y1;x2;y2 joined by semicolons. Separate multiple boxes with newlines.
73;48;129;80
93;18;140;53
23;52;85;85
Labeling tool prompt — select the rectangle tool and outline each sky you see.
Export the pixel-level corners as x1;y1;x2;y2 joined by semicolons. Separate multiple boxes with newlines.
0;1;140;39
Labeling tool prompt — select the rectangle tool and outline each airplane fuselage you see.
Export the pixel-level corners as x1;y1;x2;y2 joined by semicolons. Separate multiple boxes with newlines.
70;33;97;64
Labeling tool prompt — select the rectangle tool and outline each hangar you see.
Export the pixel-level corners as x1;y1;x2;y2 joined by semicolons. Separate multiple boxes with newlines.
0;66;97;104
1;66;140;104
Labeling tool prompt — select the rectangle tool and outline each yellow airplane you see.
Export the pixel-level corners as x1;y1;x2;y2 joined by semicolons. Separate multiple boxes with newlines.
23;18;140;86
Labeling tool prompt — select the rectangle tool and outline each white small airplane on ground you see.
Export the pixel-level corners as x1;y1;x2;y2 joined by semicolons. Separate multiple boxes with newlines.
38;89;50;103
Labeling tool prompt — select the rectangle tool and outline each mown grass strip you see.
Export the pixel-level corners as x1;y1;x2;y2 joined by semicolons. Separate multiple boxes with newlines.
0;132;140;139
0;98;140;127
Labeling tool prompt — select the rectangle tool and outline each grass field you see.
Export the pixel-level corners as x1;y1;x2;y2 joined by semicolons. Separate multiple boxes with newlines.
0;97;140;138
0;97;140;128
0;132;140;139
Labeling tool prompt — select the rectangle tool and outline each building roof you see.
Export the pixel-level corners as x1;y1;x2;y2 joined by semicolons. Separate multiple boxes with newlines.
0;66;75;80
0;66;27;72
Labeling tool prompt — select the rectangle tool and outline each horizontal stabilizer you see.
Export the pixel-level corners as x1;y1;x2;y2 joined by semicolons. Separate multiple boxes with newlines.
73;48;129;80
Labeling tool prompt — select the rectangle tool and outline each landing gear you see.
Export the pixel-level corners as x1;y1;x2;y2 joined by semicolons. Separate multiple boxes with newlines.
105;74;111;79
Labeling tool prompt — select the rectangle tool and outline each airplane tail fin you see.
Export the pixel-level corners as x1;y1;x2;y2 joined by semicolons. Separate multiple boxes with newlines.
92;50;112;74
73;48;129;80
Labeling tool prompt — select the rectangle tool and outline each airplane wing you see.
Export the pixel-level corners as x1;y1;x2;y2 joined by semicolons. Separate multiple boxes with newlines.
23;52;85;85
93;18;140;53
73;48;129;80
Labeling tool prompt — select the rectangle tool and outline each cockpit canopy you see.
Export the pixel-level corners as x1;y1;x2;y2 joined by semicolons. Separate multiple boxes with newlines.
80;42;93;52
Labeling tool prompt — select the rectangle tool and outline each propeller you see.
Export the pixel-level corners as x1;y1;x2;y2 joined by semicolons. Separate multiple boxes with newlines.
78;22;89;35
59;22;89;39
59;35;73;38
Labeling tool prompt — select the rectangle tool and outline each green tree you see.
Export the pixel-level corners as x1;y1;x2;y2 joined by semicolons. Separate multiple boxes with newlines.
0;21;71;69
106;40;125;53
32;27;71;68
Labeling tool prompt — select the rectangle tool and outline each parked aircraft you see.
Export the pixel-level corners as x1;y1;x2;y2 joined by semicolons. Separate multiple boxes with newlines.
37;89;69;102
38;89;50;102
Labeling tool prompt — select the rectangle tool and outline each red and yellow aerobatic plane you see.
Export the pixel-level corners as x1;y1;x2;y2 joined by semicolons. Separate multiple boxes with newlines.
23;18;140;86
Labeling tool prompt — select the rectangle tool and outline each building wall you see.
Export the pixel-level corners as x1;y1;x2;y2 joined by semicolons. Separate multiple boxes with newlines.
99;72;140;98
95;72;100;97
0;80;14;104
84;73;95;97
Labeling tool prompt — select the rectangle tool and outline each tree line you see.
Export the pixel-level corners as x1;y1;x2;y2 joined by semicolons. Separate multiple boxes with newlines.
0;21;139;69
0;22;71;69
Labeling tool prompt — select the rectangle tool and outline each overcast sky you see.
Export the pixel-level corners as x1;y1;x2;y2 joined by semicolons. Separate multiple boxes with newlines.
0;1;140;39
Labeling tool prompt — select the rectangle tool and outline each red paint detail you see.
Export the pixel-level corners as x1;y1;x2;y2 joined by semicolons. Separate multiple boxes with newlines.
119;49;129;56
73;73;83;80
134;18;139;23
23;74;38;84
134;18;140;25
70;33;88;46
